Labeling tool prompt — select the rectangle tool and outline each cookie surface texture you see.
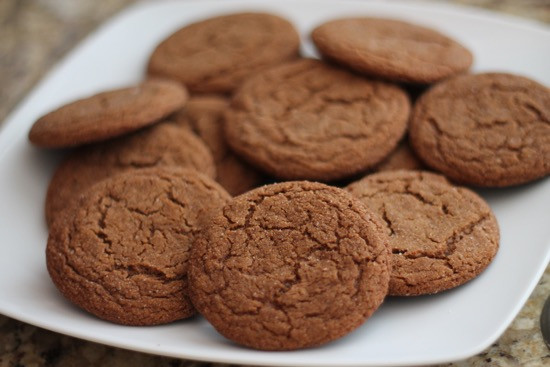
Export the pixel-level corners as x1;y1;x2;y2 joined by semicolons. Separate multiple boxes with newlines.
311;17;473;83
189;181;391;350
346;170;499;296
46;167;231;325
410;73;550;187
29;79;188;148
45;123;215;226
147;12;300;93
374;138;425;172
172;96;264;195
224;59;410;181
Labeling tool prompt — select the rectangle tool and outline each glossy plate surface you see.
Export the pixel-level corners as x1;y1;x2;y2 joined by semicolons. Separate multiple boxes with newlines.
0;1;549;365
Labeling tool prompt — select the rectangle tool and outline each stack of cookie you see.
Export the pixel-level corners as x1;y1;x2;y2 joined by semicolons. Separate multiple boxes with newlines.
30;11;549;351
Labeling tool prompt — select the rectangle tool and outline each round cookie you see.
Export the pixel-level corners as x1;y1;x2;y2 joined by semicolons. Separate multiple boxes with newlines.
311;17;473;84
29;79;188;148
224;59;410;181
346;170;499;296
374;138;424;172
188;181;391;350
45;123;215;227
409;73;550;187
171;96;265;195
46;167;231;325
147;12;300;93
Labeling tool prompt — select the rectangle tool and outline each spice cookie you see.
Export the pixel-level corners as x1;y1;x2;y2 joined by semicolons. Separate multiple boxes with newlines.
374;138;424;172
311;18;473;84
189;181;391;350
46;167;230;325
172;96;265;195
29;79;188;148
409;73;550;187
45;123;215;227
147;12;300;94
346;170;499;296
224;59;410;181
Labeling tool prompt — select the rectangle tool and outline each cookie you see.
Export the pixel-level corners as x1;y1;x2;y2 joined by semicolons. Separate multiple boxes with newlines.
374;138;424;172
46;167;230;325
147;13;300;94
409;73;550;187
29;79;188;148
171;96;265;195
45;123;215;227
224;59;410;181
188;181;391;350
311;17;473;84
346;170;499;296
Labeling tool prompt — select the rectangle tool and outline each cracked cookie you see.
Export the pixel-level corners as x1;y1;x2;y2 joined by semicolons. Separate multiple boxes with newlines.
346;170;499;296
311;17;473;84
410;73;550;187
147;12;300;93
172;96;265;195
29;79;188;148
188;181;391;350
45;123;215;227
224;59;410;181
46;167;231;325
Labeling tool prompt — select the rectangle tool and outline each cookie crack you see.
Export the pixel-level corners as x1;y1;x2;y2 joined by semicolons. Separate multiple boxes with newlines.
94;196;116;256
521;101;549;125
403;182;437;206
60;249;120;302
427;117;450;166
113;263;183;284
444;214;489;255
120;156;163;169
392;214;489;274
380;203;396;237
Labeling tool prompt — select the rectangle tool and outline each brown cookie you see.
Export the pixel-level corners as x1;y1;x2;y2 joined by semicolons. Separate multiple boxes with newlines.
45;123;215;226
147;13;300;94
46;167;231;325
188;181;390;350
171;96;265;195
409;73;550;187
311;18;473;84
346;170;499;296
29;79;188;148
224;59;410;181
374;138;424;172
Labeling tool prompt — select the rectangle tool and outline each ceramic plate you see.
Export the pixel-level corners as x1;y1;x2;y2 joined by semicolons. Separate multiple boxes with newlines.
0;1;549;366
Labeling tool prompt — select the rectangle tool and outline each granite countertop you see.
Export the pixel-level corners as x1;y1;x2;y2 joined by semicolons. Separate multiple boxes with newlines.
1;0;549;366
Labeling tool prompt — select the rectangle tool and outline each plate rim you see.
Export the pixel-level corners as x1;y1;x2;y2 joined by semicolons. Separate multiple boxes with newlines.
0;0;549;366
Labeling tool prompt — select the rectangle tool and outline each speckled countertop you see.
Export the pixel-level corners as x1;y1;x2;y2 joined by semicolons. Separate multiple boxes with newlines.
0;0;549;366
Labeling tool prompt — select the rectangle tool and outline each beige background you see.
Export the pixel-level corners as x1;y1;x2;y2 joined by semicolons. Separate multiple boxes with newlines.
0;0;549;366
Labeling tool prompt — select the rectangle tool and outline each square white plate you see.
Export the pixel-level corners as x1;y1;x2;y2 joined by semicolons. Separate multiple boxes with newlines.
0;1;549;366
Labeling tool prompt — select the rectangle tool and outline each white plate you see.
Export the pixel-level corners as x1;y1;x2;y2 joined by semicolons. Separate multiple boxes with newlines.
0;0;549;366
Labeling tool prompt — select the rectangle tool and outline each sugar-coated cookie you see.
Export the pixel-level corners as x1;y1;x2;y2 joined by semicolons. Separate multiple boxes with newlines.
29;79;187;148
189;181;390;350
312;17;473;83
410;73;550;186
172;96;265;195
147;13;300;93
347;170;499;296
374;138;425;172
45;123;214;226
46;167;231;325
224;59;410;181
